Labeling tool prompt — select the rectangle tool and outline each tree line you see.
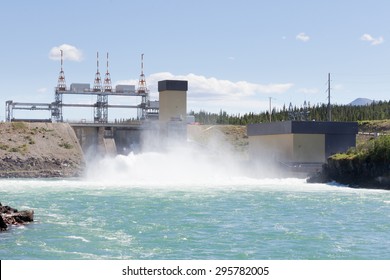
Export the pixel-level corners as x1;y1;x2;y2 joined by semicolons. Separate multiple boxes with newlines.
190;100;390;125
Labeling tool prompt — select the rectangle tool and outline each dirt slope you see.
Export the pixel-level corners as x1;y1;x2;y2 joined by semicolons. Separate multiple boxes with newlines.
0;122;84;178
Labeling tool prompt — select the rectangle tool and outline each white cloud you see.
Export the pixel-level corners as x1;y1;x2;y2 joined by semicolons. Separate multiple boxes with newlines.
116;72;294;113
296;32;310;42
296;88;319;94
49;44;83;61
360;33;384;45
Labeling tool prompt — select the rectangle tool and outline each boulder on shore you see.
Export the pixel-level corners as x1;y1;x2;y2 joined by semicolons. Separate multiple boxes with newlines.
0;202;34;231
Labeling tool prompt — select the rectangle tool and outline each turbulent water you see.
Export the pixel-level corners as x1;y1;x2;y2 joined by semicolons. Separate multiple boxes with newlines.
1;149;390;260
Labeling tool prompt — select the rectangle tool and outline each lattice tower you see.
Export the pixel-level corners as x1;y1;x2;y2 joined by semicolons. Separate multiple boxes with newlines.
104;52;112;92
137;53;148;94
57;50;66;91
93;52;102;92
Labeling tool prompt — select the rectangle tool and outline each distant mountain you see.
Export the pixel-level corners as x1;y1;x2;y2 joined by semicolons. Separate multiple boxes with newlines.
348;98;373;106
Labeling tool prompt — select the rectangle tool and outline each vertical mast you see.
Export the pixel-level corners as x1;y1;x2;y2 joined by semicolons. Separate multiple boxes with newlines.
93;51;102;92
104;52;112;92
94;51;104;122
269;97;272;122
137;53;148;93
137;53;149;120
57;50;66;91
327;73;331;121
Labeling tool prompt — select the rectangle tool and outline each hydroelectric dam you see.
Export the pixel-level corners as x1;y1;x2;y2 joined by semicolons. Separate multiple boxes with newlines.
5;51;189;158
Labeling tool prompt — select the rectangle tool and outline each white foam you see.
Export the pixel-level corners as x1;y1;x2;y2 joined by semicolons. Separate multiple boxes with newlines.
84;138;309;189
0;139;381;194
66;235;90;243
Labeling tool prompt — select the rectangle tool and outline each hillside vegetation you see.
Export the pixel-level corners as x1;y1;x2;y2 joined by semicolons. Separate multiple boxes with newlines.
308;120;390;189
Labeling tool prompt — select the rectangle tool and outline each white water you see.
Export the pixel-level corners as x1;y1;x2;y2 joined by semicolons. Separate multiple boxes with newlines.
2;147;390;260
3;133;390;260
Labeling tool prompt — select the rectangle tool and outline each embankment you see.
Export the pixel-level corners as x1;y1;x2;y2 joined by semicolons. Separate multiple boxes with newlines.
308;158;390;190
308;136;390;190
0;122;85;178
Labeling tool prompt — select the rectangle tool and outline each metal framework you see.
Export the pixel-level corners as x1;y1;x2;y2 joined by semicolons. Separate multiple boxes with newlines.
50;89;148;123
92;52;108;123
5;97;145;122
137;53;150;120
6;51;158;123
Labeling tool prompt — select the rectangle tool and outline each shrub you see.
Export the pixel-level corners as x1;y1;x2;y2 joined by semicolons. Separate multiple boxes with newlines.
11;122;27;130
333;135;390;163
24;135;35;145
8;144;28;154
368;135;390;162
59;141;73;149
0;142;9;150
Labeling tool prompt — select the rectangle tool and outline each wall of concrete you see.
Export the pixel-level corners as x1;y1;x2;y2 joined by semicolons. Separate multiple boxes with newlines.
158;80;188;142
114;128;142;154
247;121;357;165
249;134;294;162
158;90;187;122
72;126;99;156
293;134;325;162
71;125;142;157
249;133;326;163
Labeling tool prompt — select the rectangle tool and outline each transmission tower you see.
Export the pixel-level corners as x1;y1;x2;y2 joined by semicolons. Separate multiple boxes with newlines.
57;50;66;91
93;52;102;92
94;52;107;123
52;50;65;122
137;53;149;119
137;53;147;94
104;52;112;92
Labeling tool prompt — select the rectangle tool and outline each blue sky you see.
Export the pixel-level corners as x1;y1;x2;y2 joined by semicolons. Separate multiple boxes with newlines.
1;0;389;121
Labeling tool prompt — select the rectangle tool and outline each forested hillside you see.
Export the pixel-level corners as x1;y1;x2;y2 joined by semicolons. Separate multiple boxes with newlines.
191;100;390;125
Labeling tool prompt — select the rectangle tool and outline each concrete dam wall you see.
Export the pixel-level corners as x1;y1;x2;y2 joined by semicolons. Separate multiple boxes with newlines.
70;123;143;158
0;122;144;177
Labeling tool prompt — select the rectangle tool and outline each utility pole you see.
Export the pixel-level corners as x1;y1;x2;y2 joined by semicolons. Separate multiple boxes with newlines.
327;72;332;121
269;97;272;122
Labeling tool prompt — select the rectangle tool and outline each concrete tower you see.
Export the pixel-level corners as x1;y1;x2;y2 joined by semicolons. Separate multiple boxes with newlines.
158;80;188;122
157;80;188;141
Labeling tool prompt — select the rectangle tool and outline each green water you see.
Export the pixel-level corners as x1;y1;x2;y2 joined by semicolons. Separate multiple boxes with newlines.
1;178;389;260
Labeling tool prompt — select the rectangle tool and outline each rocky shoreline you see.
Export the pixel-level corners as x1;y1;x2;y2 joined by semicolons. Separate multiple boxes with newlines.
307;157;390;190
0;156;84;178
0;202;34;231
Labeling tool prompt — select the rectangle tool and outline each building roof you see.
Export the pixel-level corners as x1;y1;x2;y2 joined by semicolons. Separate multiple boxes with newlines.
158;80;188;91
247;121;358;136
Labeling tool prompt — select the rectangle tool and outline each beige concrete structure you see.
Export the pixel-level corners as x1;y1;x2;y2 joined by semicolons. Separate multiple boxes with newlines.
157;80;188;141
158;80;188;123
249;133;325;163
247;121;358;166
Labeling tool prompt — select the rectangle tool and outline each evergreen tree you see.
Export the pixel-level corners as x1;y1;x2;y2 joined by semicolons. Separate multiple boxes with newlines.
191;101;390;125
